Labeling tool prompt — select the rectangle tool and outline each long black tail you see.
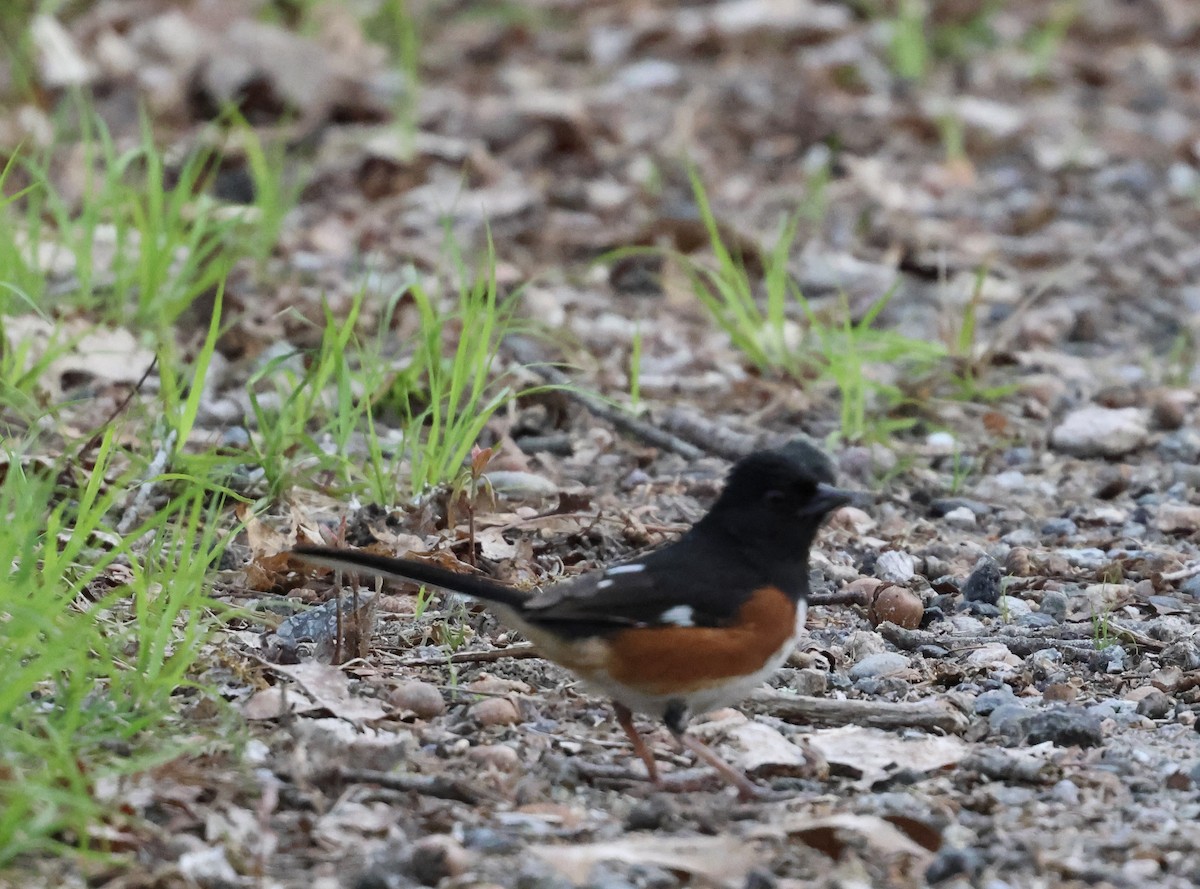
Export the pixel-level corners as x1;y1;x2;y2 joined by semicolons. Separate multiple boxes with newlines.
290;546;529;610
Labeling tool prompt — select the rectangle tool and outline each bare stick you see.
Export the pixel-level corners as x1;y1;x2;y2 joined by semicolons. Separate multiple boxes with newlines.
337;768;484;804
390;642;539;667
507;337;706;460
750;691;970;735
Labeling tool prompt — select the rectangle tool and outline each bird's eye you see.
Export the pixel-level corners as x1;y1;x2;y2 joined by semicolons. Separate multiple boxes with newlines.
765;489;787;506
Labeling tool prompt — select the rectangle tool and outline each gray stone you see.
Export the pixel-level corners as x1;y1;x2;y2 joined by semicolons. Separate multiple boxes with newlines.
1040;518;1077;538
1051;406;1149;458
1039;590;1068;621
849;651;911;680
975;686;1020;715
1024;707;1104;747
1135;689;1172;719
962;558;1003;604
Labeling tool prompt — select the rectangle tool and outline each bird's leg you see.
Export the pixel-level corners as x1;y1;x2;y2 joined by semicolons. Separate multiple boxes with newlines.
613;701;661;785
663;701;768;802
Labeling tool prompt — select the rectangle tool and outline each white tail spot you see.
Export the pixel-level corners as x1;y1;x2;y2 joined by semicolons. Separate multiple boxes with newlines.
606;563;645;575
659;605;695;627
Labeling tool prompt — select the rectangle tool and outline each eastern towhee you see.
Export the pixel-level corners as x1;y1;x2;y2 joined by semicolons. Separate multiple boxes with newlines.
292;439;854;799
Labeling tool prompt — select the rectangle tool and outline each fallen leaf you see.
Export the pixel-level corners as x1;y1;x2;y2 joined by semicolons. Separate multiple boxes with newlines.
804;725;968;786
267;661;387;723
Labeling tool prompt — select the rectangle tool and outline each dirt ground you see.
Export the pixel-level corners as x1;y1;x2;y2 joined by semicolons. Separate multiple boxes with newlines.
7;1;1200;887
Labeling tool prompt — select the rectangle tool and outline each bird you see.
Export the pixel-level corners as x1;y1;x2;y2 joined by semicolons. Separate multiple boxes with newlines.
291;439;854;800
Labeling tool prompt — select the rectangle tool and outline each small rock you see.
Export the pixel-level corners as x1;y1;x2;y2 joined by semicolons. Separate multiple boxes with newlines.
1158;429;1200;462
1043;682;1077;702
925;846;984;884
925;431;957;454
1001;528;1038;547
470;698;521;727
777;667;827;696
975;686;1020;715
1094;464;1132;499
997;595;1032;620
1059;548;1108;570
484;470;558;499
848;651;911;680
1150;666;1183;692
829;505;875;534
965;643;1020;668
1134;689;1172;719
1051;779;1080;805
389;681;446;720
1040;518;1077;538
624;797;674;831
409;835;470;885
1050;406;1148;458
874;550;915;584
930;498;992;517
962;558;1003;605
1090;646;1126;674
1038;590;1068;621
988;703;1032;743
1154;502;1200;533
468;744;521;771
1150;390;1188;430
943;507;977;529
1016;613;1058;628
1024;706;1104;747
1181;575;1200;599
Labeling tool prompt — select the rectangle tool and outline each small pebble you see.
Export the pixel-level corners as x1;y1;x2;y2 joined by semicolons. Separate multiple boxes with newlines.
926;431;957;454
1041;592;1070;619
389;681;446;720
925;846;984;884
1158;429;1200;462
409;835;471;885
1016;612;1058;629
1050;406;1149;457
1181;575;1200;599
962;558;1003;605
997;595;1031;619
1024;707;1104;747
1040;518;1077;538
1001;528;1038;547
468;744;521;771
966;643;1019;668
1134;689;1172;719
874;550;915;584
1154;503;1200;533
849;651;911;680
470;698;521;727
975;686;1020;715
943;507;977;529
930;497;993;517
1051;779;1080;805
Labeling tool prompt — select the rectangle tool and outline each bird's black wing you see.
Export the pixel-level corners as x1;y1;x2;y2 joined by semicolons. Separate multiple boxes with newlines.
519;532;762;638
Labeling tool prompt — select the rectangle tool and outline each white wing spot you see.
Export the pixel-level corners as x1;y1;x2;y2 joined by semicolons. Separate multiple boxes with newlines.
606;563;645;575
596;579;614;589
659;605;695;627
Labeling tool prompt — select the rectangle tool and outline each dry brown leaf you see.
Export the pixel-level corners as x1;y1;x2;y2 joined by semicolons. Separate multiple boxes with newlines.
753;813;936;863
267;661;387;724
241;685;322;720
804;725;968;786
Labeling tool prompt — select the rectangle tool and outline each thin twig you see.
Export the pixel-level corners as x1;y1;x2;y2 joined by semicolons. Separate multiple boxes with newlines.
390;642;539;667
75;355;158;460
507;337;707;460
336;768;485;804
